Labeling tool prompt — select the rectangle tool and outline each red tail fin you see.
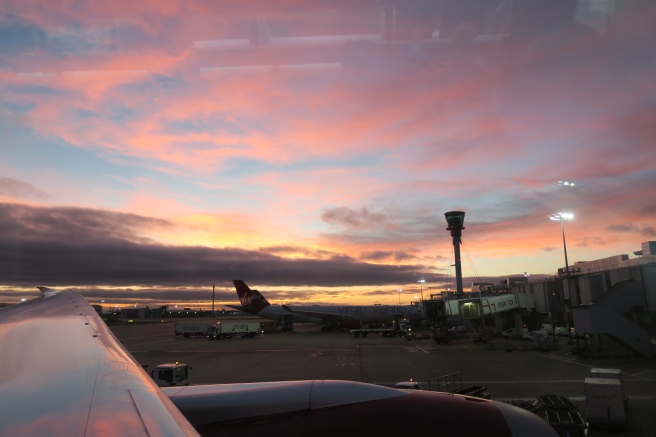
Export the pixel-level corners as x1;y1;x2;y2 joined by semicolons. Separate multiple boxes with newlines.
233;280;271;314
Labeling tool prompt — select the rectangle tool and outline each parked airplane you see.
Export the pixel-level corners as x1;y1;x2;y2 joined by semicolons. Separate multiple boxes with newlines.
0;287;556;436
231;279;423;330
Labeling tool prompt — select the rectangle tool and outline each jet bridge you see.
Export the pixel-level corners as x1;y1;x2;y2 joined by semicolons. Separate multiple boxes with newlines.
458;294;535;319
425;293;535;344
425;293;535;319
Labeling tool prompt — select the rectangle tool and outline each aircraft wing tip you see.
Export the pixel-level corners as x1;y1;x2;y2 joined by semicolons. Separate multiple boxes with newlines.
36;286;61;296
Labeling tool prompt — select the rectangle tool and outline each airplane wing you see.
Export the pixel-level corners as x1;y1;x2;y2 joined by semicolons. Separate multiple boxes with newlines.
0;288;199;437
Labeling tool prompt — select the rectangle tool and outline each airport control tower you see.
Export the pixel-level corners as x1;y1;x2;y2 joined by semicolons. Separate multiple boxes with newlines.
445;211;465;294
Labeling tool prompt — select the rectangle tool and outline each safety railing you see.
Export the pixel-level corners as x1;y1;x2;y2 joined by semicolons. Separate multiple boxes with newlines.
427;372;463;393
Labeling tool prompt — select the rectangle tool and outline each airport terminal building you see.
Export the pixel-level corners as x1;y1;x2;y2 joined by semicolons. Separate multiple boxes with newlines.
426;241;656;358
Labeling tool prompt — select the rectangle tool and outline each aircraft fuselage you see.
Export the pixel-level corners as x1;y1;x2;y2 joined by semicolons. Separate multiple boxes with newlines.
258;304;422;325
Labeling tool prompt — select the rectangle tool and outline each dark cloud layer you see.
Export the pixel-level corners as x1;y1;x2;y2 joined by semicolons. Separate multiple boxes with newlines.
607;223;656;237
637;204;656;216
0;202;434;288
0;202;172;245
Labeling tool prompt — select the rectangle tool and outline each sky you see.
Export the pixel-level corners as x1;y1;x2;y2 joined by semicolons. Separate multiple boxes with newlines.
1;0;655;307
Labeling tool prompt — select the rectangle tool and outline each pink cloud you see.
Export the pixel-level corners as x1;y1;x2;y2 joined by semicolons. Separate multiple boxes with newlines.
3;2;654;281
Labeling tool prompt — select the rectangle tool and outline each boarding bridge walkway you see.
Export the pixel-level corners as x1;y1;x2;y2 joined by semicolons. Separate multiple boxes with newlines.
571;280;653;357
439;293;535;317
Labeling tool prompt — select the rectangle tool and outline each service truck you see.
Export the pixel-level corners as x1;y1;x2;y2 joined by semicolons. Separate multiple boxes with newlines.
260;321;275;333
227;322;262;338
150;362;192;387
174;321;214;337
207;322;233;339
349;319;411;338
554;326;570;336
349;327;398;338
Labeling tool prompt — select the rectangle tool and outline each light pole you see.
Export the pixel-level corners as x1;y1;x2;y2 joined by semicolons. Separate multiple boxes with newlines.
398;288;403;305
418;277;425;301
550;212;573;275
524;272;530;292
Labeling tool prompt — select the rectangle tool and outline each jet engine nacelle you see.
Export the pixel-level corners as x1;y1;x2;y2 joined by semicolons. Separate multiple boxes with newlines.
163;380;558;437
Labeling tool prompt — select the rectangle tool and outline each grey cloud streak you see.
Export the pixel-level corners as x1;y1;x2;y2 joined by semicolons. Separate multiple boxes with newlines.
607;223;656;238
0;202;435;288
322;207;388;229
0;177;48;199
359;250;418;262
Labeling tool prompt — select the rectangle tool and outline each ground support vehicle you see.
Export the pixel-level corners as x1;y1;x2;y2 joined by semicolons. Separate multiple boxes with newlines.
404;333;431;341
554;326;569;336
227;322;262;338
432;326;455;344
537;395;587;436
350;319;411;338
585;368;628;430
472;328;495;344
453;385;490;399
349;328;398;338
150;362;192;387
174;322;214;337
501;327;529;338
260;321;275;333
448;323;471;340
277;314;294;332
207;322;233;339
523;330;548;342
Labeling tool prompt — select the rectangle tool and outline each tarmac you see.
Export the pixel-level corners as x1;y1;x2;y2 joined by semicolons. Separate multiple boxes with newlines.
109;318;656;437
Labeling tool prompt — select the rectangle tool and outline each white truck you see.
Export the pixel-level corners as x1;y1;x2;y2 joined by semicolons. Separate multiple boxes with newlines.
226;322;262;338
150;362;192;387
523;330;548;342
501;327;529;338
174;322;214;337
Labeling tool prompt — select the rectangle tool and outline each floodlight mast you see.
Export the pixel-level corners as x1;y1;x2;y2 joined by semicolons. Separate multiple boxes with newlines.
550;212;573;275
418;277;425;302
444;211;465;294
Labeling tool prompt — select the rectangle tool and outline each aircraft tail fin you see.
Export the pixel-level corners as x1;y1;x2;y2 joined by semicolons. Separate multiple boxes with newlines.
233;280;271;314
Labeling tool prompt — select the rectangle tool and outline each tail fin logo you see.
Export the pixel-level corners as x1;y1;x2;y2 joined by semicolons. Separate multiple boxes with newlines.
233;280;270;313
240;289;261;307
